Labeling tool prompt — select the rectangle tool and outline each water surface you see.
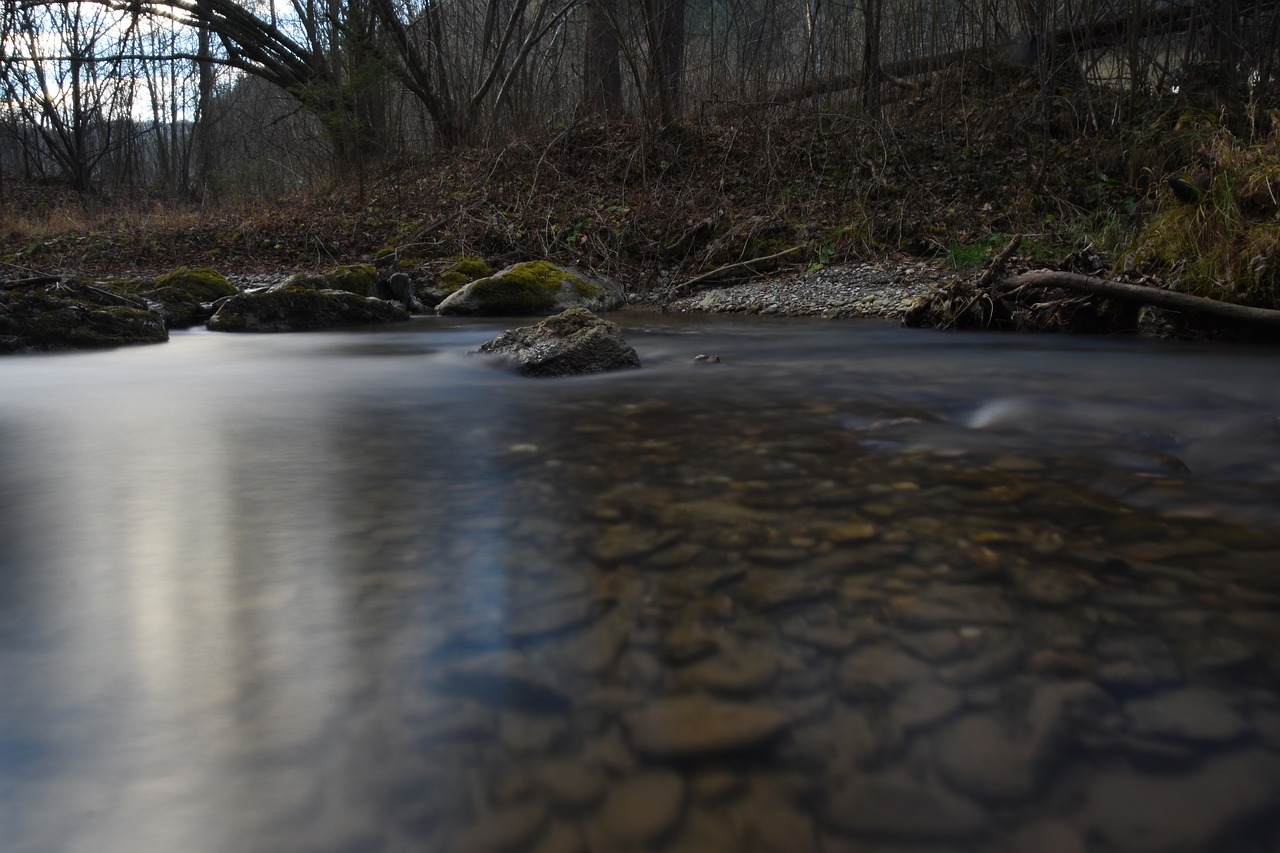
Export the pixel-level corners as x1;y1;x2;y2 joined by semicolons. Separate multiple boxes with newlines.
2;316;1279;852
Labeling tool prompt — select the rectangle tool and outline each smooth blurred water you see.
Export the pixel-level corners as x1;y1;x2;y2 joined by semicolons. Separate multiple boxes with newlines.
2;316;1278;853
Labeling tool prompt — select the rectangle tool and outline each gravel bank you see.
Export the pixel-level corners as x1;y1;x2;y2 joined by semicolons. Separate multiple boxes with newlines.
662;260;950;319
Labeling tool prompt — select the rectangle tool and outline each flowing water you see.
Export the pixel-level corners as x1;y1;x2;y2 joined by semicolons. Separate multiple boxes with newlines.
2;316;1279;853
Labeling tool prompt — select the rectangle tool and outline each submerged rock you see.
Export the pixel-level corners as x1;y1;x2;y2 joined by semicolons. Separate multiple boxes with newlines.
477;308;640;377
437;261;622;316
0;278;168;352
621;694;790;757
823;773;987;841
207;285;410;332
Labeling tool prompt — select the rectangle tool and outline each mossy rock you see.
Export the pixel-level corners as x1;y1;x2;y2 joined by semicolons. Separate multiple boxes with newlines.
477;307;641;377
206;285;410;332
112;266;239;328
280;264;380;297
0;281;168;351
436;260;623;316
437;257;494;294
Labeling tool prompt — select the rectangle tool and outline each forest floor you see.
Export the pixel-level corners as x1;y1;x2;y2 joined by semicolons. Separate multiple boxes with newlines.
2;67;1275;319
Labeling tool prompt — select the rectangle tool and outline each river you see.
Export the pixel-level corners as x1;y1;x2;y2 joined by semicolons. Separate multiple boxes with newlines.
2;316;1279;853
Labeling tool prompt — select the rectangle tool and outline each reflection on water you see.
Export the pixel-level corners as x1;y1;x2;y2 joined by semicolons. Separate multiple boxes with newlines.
2;318;1279;853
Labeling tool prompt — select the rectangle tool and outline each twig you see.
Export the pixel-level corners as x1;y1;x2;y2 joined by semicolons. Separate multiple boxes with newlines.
669;246;804;294
977;234;1023;288
3;275;61;288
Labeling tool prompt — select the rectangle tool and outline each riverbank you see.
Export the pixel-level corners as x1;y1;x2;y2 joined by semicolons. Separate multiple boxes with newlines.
659;260;949;319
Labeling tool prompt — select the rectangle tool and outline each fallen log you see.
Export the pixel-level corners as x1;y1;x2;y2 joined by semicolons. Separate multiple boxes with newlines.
999;271;1280;330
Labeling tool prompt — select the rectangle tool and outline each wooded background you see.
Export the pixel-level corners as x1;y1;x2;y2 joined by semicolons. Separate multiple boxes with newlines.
2;0;1277;200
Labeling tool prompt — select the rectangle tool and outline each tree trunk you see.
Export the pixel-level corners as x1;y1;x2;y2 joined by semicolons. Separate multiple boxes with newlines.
646;0;686;123
583;0;622;118
860;0;882;109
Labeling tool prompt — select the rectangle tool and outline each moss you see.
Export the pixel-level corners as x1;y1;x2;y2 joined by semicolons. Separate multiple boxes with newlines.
467;263;562;315
104;266;239;329
437;256;493;293
322;263;379;296
460;261;603;316
451;257;494;278
151;267;238;301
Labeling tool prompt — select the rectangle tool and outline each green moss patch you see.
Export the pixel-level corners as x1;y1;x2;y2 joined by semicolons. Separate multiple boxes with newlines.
437;256;494;293
467;261;584;315
322;264;379;296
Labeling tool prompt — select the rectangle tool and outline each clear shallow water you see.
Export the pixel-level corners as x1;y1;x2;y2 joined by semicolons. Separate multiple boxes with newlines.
2;316;1279;853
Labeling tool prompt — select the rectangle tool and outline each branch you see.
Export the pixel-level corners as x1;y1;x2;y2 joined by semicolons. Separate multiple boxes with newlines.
999;271;1280;329
670;246;804;294
977;234;1022;288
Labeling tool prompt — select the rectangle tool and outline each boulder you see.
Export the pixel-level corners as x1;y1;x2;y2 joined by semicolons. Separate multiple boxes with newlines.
437;261;623;316
476;308;641;377
277;264;423;313
0;278;168;352
115;266;239;328
279;264;379;297
206;285;410;332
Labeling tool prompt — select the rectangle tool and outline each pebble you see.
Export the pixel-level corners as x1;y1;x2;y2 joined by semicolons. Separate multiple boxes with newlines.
1007;819;1089;853
672;644;781;695
458;803;549;853
1124;687;1250;743
621;695;791;757
532;760;608;811
823;773;987;841
1013;568;1091;606
889;680;964;732
665;262;945;319
836;645;932;699
1079;750;1280;853
586;770;686;849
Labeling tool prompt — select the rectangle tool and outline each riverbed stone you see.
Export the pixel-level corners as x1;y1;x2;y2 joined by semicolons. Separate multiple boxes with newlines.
443;650;572;713
937;638;1023;686
933;681;1111;801
672;644;781;695
737;576;835;612
823;773;987;841
889;680;964;732
836;645;932;699
896;629;965;663
532;759;608;811
530;821;586;853
933;712;1044;801
1078;750;1280;853
887;583;1017;628
458;802;549;853
1095;634;1182;690
1007;819;1089;853
787;705;885;775
1013;568;1091;606
621;694;791;757
586;769;686;849
505;593;599;640
1124;687;1249;743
